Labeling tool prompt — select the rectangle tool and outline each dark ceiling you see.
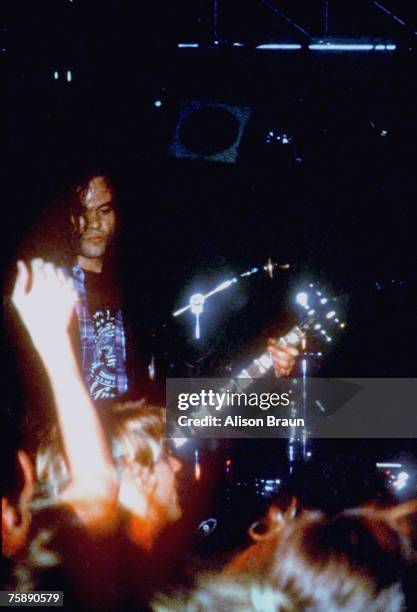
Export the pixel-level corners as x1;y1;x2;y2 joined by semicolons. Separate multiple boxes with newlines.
4;1;417;377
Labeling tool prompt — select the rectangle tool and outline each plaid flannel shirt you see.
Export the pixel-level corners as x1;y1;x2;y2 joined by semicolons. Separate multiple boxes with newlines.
71;263;128;398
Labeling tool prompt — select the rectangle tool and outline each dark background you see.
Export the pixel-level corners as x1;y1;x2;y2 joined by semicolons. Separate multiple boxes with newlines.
4;2;417;513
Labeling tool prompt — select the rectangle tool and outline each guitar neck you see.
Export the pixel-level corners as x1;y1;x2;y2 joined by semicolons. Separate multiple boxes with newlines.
236;324;304;384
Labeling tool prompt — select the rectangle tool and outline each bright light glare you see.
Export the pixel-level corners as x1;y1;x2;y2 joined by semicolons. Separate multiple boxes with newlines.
309;42;396;52
296;292;309;308
286;332;300;345
190;293;204;313
393;471;409;491
326;310;336;319
172;438;188;448
256;43;302;50
397;471;409;481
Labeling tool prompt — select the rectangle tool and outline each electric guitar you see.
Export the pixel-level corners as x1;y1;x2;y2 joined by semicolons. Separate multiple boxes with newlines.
169;283;347;436
233;283;346;387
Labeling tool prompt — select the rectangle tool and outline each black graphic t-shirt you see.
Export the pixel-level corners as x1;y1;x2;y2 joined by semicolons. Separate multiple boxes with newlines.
84;271;124;401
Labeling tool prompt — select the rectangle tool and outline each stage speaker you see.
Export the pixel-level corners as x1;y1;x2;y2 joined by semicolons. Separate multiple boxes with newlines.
169;100;251;163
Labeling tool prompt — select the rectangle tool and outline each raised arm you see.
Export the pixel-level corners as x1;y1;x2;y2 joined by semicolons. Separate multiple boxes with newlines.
11;259;118;532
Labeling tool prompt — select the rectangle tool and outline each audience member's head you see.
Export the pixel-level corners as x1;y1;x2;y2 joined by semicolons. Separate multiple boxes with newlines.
226;498;299;577
35;426;68;500
109;401;182;548
269;506;416;611
32;400;182;550
153;574;295;612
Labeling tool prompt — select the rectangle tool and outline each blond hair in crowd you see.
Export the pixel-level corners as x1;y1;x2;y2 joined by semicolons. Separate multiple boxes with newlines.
153;574;295;612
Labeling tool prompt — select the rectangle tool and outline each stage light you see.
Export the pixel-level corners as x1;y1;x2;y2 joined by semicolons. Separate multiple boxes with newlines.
154;100;162;108
197;518;217;537
190;293;205;339
66;70;72;82
194;448;201;481
301;359;307;375
398;471;409;480
148;355;155;381
177;43;199;48
310;42;373;51
393;471;409;490
190;293;205;313
309;42;396;52
53;70;59;80
172;438;188;448
256;43;302;50
241;268;258;277
265;131;293;145
326;310;336;319
296;292;309;308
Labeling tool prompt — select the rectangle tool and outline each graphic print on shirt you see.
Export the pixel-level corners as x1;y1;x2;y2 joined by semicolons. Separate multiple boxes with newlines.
89;308;117;399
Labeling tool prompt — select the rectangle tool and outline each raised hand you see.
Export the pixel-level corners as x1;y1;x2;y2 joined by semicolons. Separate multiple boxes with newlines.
11;258;118;533
11;259;78;354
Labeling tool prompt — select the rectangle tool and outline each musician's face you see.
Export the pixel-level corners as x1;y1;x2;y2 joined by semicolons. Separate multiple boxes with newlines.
71;176;116;267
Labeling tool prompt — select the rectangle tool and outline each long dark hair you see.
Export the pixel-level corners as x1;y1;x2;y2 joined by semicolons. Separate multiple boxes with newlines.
66;170;121;271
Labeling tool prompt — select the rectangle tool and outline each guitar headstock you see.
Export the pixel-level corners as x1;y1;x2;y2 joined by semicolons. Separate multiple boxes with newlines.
236;283;347;380
291;283;347;345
